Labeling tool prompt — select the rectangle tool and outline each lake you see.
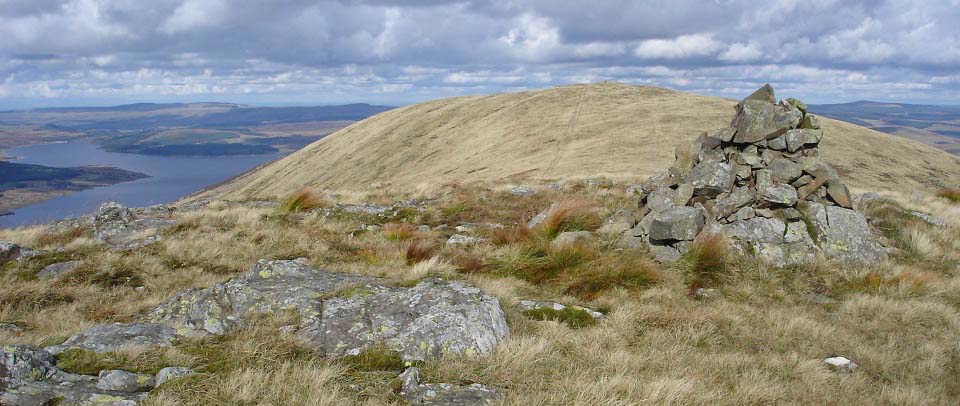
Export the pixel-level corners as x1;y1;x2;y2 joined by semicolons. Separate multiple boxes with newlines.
0;141;282;228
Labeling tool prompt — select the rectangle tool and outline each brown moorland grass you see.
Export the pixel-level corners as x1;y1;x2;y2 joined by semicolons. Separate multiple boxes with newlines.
534;200;602;239
1;182;959;404
404;240;436;265
277;187;330;214
192;82;960;204
938;188;960;203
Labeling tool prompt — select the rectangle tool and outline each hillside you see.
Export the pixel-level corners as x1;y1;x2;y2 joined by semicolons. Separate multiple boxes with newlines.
200;83;960;201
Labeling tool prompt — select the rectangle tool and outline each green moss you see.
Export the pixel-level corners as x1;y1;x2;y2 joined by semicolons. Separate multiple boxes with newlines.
54;348;167;375
337;345;405;372
42;396;66;406
522;307;597;329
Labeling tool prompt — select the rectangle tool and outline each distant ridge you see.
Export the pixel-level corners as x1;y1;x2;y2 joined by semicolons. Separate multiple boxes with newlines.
196;82;960;201
810;100;960;155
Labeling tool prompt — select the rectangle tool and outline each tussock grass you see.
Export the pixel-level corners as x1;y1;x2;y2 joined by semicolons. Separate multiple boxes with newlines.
383;223;416;241
277;187;330;214
675;233;731;293
564;252;663;301
937;188;960;203
488;226;533;246
535;200;602;239
404;240;436;266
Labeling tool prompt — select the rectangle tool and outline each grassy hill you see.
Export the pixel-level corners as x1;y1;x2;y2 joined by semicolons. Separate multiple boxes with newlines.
199;83;960;202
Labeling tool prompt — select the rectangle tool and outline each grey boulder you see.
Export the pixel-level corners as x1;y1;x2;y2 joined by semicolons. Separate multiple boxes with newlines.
45;323;178;355
146;259;509;362
36;261;79;279
768;158;802;183
526;203;559;229
733;101;802;143
684;160;734;198
93;201;176;250
96;370;155;393
155;367;194;386
1;242;21;264
648;206;704;241
761;184;799;206
811;204;888;264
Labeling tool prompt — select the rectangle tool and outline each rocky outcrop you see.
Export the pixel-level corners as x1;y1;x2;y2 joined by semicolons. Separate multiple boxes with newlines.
1;345;148;405
145;259;509;361
155;367;193;387
624;85;888;266
93;202;177;250
37;261;79;279
0;241;43;264
45;323;179;355
1;241;21;264
399;367;503;405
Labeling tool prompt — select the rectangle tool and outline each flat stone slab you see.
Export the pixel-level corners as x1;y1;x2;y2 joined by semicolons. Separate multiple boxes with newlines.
45;323;178;355
400;367;503;405
146;259;509;361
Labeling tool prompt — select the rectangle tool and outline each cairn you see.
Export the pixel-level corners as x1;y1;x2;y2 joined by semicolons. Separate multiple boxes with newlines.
627;85;887;266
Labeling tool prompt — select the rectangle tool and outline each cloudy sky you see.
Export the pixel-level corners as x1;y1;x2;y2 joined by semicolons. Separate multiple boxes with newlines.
1;0;959;108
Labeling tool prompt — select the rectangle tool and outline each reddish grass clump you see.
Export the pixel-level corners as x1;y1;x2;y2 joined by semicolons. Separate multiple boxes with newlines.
449;253;489;274
278;187;330;213
937;188;960;203
384;223;417;241
677;233;730;293
405;241;436;265
489;226;533;246
536;200;602;238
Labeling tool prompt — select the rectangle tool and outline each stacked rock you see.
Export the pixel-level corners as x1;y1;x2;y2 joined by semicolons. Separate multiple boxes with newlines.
626;84;887;266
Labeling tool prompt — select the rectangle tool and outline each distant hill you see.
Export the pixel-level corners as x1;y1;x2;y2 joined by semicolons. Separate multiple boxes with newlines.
196;82;960;202
809;101;960;155
0;103;394;157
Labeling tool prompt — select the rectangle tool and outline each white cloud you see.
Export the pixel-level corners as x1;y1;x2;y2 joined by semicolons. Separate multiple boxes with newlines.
1;0;960;106
499;13;562;61
161;0;229;34
719;42;763;62
634;34;722;59
572;42;627;58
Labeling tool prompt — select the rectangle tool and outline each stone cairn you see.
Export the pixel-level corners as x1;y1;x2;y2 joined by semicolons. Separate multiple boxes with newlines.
626;84;887;266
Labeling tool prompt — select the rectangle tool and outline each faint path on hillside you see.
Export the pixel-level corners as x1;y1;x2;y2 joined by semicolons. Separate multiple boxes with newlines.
545;85;587;175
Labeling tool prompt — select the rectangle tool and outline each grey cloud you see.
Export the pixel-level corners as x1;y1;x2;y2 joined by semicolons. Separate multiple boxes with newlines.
0;0;958;108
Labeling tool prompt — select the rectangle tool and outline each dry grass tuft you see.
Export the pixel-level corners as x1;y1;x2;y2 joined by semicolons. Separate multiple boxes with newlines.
489;226;533;246
564;252;663;301
536;200;602;238
937;188;960;203
405;240;436;265
383;223;417;241
277;187;330;214
675;233;730;293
